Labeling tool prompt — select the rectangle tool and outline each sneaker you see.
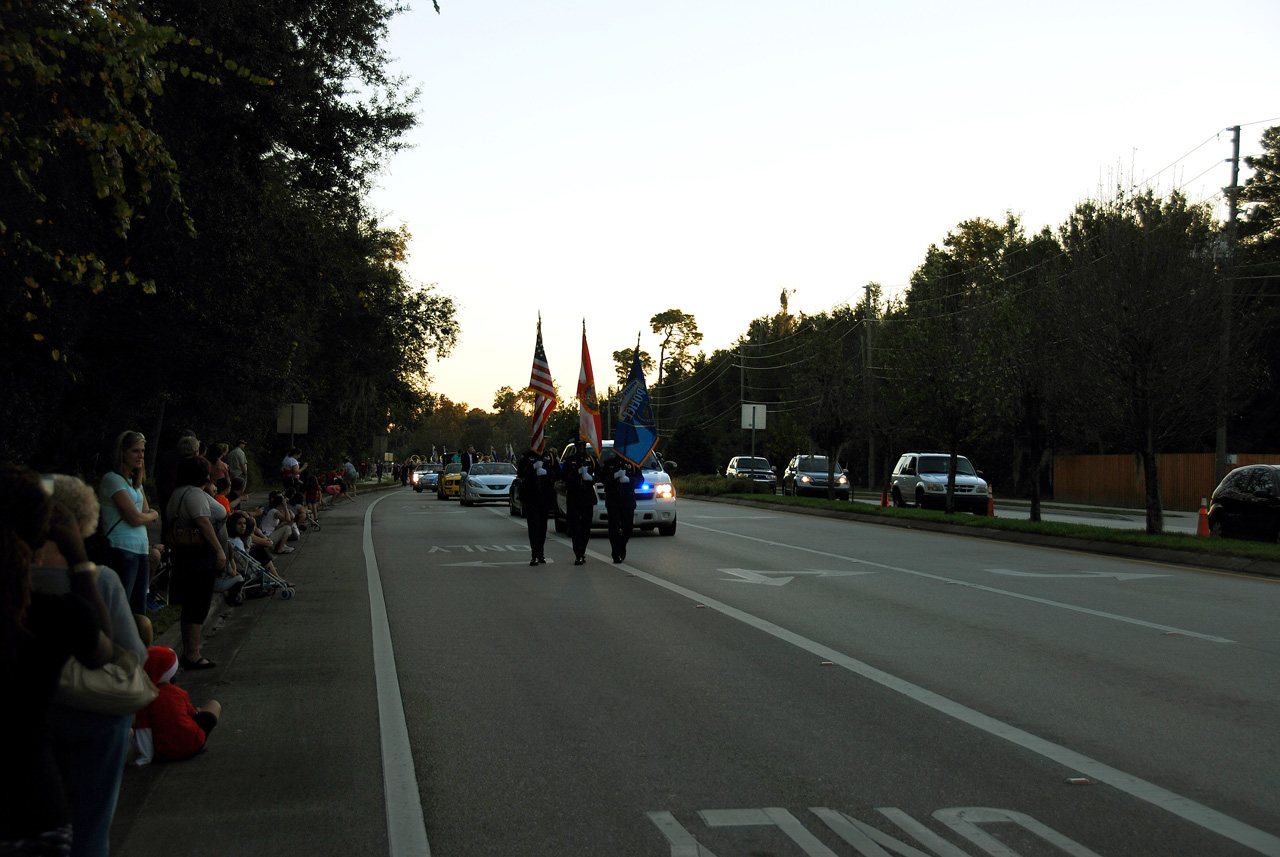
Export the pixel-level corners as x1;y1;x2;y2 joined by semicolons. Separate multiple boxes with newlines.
277;546;295;554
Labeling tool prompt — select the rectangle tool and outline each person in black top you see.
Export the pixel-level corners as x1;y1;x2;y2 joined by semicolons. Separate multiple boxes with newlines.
602;455;638;563
517;449;558;566
560;444;597;565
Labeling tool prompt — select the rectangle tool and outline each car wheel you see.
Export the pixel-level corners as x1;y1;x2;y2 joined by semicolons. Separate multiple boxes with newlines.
891;487;905;507
658;519;677;536
1210;519;1227;539
915;487;926;509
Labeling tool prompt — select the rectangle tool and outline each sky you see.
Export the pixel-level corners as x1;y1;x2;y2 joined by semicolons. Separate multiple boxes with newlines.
365;0;1280;412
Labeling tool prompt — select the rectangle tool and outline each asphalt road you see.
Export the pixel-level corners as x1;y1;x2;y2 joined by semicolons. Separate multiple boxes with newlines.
113;489;1280;857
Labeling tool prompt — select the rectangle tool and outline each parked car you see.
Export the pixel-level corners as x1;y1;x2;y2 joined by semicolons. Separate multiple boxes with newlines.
782;454;849;500
725;455;776;488
890;452;991;515
1207;464;1280;543
436;463;463;500
553;440;677;536
460;462;518;506
411;463;442;493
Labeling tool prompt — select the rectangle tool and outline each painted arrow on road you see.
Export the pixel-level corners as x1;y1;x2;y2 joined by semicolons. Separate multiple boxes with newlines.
987;568;1167;581
719;568;873;586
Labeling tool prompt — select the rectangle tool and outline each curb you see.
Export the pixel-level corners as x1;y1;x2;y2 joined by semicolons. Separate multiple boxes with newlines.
698;495;1280;579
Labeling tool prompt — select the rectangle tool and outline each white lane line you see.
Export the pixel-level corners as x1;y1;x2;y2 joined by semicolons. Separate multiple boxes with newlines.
617;561;1280;856
364;494;431;857
684;522;1236;644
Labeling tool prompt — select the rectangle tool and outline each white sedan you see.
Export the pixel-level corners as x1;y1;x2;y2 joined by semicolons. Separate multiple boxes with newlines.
460;462;519;506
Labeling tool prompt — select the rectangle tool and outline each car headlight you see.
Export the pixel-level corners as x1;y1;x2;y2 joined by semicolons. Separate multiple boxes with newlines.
654;483;675;500
837;475;848;485
467;478;482;488
799;475;812;484
924;481;945;492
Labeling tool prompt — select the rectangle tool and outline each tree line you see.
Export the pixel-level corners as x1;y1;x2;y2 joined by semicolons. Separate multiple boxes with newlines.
2;0;457;474
653;136;1280;534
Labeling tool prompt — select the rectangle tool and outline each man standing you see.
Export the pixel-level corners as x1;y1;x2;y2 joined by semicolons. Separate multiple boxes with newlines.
342;457;359;498
560;443;596;565
460;444;479;473
602;455;638;563
227;440;248;489
517;449;557;566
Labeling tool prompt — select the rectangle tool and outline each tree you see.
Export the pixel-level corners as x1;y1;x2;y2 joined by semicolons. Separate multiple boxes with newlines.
1060;190;1227;533
612;348;653;387
649;309;703;387
796;307;864;499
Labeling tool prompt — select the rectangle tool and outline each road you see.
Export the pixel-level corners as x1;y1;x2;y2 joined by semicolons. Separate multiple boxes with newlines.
112;489;1280;857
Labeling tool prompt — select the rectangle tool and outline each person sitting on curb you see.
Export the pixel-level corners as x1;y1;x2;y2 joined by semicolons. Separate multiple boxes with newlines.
258;492;295;555
132;646;221;765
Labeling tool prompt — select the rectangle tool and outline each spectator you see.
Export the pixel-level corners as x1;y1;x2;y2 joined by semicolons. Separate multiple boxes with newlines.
155;431;198;534
258;493;295;555
227;512;281;581
281;447;305;491
227;440;248;489
34;475;148;857
166;456;224;670
0;465;112;854
206;443;230;485
132;646;221;764
342;457;359;498
212;478;233;517
99;430;161;616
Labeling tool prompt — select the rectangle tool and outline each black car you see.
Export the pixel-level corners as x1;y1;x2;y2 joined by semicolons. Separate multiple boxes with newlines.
1207;464;1280;543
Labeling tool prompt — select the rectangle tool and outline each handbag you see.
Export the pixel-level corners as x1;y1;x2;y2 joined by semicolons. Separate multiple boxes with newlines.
166;486;208;547
84;518;122;566
55;644;158;716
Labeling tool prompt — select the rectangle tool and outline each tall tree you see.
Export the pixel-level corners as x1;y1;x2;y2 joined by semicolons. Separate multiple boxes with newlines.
1060;190;1226;533
649;309;703;387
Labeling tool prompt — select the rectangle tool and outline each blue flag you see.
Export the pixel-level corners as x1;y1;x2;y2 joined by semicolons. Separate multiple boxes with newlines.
614;350;659;467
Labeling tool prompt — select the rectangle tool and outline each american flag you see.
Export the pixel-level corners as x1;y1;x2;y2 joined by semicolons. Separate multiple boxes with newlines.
529;316;556;453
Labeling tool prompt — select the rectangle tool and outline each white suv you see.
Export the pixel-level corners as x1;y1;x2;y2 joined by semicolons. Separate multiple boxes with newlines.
554;440;677;536
890;452;990;515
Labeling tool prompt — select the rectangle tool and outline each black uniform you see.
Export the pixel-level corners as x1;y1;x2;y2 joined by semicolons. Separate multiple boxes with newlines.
561;446;597;565
517;450;557;565
602;456;638;563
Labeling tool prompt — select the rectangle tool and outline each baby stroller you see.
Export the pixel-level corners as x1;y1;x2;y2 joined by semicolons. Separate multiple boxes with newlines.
231;542;296;601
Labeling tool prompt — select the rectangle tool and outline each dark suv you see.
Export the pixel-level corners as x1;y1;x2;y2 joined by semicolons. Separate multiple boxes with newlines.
890;452;990;515
725;455;776;488
782;454;849;500
1207;464;1280;542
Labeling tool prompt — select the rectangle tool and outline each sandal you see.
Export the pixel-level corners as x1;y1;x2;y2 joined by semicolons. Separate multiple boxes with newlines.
179;656;216;670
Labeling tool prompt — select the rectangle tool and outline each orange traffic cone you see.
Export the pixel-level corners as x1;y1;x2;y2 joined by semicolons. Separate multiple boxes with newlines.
880;489;889;507
987;490;995;517
1196;498;1210;537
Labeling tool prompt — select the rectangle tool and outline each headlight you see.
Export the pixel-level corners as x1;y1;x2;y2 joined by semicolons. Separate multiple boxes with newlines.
924;481;945;492
467;478;482;488
799;475;812;484
837;475;848;485
654;483;675;500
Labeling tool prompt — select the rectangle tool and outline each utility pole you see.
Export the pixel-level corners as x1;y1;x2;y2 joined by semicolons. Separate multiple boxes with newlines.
864;283;876;489
1216;125;1241;485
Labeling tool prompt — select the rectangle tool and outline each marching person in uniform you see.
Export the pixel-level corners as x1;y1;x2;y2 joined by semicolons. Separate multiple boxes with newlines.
560;443;597;565
602;454;638;563
517;448;558;566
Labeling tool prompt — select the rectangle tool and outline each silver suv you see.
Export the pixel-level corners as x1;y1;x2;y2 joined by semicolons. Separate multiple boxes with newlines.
890;452;990;515
725;455;776;488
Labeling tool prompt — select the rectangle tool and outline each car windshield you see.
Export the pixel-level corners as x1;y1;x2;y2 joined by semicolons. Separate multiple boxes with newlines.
798;456;835;471
738;458;770;469
471;463;516;476
443;464;462;474
919;456;977;476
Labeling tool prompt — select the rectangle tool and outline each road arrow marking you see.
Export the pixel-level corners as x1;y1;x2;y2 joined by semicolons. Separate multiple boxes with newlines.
987;569;1168;581
718;568;872;586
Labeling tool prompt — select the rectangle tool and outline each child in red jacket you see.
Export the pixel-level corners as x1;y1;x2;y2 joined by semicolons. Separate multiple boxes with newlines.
133;646;222;764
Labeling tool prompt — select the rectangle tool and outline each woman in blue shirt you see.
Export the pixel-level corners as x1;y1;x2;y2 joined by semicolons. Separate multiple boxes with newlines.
99;431;160;614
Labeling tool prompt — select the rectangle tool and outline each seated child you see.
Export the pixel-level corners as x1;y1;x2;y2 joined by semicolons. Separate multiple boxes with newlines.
133;646;222;765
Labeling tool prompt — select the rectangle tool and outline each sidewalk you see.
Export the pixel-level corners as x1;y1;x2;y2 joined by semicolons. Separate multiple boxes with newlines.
113;479;401;857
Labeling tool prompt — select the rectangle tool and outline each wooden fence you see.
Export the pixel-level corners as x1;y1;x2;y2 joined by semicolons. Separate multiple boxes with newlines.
1053;453;1280;511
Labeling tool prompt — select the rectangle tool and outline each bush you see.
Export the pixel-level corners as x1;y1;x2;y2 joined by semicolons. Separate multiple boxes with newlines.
676;475;775;496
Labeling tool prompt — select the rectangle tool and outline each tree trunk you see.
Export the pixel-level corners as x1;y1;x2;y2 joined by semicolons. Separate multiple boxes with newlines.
1141;447;1163;534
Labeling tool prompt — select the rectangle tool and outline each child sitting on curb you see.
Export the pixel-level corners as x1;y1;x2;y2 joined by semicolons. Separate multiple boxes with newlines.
133;647;221;765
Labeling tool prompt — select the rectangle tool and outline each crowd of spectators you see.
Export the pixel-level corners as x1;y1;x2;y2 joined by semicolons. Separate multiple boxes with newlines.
0;431;370;855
